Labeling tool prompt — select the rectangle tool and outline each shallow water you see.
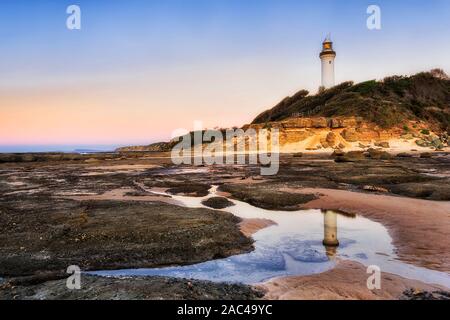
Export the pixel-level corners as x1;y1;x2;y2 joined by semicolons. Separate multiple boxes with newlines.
91;186;450;287
162;167;209;175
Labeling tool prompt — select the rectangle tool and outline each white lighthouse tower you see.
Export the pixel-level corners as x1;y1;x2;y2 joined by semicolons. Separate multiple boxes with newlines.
320;36;336;89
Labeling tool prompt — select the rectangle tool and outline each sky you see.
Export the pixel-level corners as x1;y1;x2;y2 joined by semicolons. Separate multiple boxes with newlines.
1;0;449;151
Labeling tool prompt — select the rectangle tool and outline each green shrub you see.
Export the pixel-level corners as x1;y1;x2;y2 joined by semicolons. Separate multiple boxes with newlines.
251;71;450;131
382;76;412;96
351;80;377;94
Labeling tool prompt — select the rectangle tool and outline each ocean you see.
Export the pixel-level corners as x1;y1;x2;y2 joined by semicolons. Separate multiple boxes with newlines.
0;145;120;153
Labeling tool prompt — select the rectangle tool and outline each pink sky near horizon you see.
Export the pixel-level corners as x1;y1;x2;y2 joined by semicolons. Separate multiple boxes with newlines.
2;61;447;146
0;0;450;150
0;59;315;146
2;0;449;147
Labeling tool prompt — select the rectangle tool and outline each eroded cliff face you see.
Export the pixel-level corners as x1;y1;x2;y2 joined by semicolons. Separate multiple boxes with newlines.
243;116;448;152
115;116;448;154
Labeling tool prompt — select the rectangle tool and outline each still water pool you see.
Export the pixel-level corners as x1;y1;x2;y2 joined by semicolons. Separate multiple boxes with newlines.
91;186;450;287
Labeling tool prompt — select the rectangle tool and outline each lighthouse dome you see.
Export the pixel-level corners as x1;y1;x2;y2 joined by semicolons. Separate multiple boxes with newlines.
321;36;335;53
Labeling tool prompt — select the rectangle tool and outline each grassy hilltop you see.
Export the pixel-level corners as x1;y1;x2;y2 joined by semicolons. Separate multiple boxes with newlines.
252;69;450;133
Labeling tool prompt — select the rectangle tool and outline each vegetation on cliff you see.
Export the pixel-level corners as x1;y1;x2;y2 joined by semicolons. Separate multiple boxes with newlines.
252;70;450;133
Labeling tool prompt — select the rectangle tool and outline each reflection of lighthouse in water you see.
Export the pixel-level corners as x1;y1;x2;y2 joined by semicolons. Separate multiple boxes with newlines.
323;210;339;258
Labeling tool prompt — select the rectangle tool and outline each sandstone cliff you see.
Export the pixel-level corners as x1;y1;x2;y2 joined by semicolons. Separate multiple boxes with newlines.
252;70;450;134
244;116;448;152
245;69;450;152
118;70;450;153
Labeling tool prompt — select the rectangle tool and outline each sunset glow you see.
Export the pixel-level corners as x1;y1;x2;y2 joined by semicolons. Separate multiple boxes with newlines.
1;0;449;150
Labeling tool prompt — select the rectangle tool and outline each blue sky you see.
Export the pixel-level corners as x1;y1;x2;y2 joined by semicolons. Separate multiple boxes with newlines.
1;0;449;150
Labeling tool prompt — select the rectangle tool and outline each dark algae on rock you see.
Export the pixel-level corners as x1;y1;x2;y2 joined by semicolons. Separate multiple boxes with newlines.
0;197;253;277
0;275;263;300
201;197;235;209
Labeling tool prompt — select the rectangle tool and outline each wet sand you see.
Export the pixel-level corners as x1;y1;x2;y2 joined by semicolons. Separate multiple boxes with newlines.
62;187;182;206
258;260;446;300
287;188;450;272
239;218;277;237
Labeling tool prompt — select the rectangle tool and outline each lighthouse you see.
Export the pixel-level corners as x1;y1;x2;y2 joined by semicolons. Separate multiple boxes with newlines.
323;210;339;259
320;36;336;89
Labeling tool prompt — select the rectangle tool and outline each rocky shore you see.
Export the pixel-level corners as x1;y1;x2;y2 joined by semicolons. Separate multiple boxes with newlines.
0;275;263;300
0;150;449;299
